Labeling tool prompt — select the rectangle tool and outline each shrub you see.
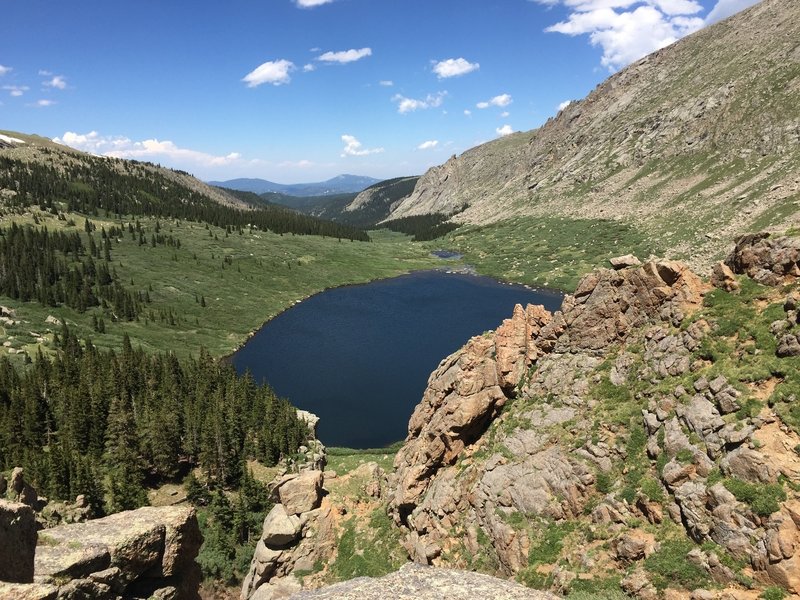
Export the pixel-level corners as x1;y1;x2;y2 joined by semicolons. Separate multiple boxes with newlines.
723;478;787;517
644;538;711;591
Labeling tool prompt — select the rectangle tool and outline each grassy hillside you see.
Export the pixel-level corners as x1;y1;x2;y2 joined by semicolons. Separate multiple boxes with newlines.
0;210;439;364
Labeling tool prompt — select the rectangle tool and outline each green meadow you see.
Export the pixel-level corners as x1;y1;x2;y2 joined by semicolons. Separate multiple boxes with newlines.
0;209;441;363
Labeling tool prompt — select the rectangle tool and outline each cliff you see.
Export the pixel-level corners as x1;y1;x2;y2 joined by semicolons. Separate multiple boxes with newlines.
384;233;800;598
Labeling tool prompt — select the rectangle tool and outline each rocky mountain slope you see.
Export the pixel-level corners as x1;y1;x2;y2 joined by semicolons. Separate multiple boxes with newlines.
388;0;800;272
382;233;800;598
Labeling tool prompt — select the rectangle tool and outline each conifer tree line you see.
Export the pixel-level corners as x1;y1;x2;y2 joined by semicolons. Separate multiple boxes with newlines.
0;222;145;319
382;213;460;241
0;326;308;514
0;154;370;241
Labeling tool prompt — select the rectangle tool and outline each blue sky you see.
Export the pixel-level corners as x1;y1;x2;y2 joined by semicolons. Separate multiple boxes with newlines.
1;0;758;183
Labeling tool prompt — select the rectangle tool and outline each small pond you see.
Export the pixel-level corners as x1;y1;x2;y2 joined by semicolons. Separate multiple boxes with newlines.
231;270;562;448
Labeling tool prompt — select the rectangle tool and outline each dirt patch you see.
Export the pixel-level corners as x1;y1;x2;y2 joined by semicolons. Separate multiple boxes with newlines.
753;416;800;482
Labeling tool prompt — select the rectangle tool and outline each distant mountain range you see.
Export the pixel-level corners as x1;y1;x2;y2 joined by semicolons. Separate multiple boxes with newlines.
208;174;381;197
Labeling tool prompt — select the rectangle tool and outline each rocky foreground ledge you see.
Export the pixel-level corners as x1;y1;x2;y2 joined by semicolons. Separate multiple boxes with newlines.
0;502;202;599
288;562;558;600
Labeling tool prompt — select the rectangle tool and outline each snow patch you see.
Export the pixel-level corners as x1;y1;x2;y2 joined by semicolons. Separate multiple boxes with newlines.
0;134;25;145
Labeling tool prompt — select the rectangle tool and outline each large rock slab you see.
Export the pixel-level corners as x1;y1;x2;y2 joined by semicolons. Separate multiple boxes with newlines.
0;500;37;583
287;562;558;599
33;505;202;599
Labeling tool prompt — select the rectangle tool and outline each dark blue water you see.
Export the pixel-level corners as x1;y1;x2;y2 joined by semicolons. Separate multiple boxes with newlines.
231;271;562;448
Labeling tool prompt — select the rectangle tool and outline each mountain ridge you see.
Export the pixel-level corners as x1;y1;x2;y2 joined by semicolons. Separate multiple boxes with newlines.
209;175;381;197
387;0;800;273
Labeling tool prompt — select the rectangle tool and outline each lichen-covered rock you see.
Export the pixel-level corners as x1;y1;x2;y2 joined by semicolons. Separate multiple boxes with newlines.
0;500;37;583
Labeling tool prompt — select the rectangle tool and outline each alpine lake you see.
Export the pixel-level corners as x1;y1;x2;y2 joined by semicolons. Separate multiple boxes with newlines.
232;259;563;448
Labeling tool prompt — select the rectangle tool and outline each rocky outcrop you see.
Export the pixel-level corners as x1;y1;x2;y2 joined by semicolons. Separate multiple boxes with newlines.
1;505;202;599
385;243;800;597
287;562;558;600
388;259;707;574
0;500;37;583
726;233;800;285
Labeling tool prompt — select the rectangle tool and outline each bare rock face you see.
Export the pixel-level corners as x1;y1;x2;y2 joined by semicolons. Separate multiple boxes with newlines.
242;467;340;600
29;505;202;599
287;562;558;600
726;233;800;286
387;259;706;574
555;260;706;353
710;261;740;293
275;470;323;516
0;500;37;583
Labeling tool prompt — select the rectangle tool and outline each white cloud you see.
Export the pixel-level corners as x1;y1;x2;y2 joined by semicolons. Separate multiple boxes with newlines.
477;93;513;109
43;75;67;89
295;0;334;7
35;99;56;107
432;58;480;79
379;80;394;87
341;134;384;157
464;109;472;116
303;63;316;72
705;0;760;23
242;60;295;87
558;99;573;111
3;85;28;97
392;92;447;114
0;65;11;76
496;124;514;137
531;0;704;70
500;111;510;118
417;140;439;150
54;130;244;168
317;48;372;64
278;159;315;168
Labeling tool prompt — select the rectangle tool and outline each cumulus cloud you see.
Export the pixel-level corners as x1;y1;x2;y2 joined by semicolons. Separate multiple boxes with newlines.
0;65;11;76
379;80;394;87
295;0;334;7
317;48;372;64
558;99;573;111
432;58;480;78
705;0;760;23
43;74;67;89
35;99;56;107
464;109;472;116
303;63;316;72
500;111;510;117
3;85;28;97
417;140;439;150
496;124;514;137
341;134;384;157
477;93;513;109
392;91;447;114
54;130;243;168
242;59;295;87
531;0;704;70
